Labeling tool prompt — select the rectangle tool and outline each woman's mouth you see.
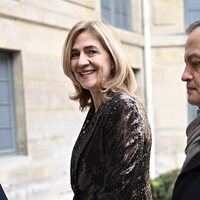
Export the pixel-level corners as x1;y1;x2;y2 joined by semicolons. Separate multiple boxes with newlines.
79;70;96;77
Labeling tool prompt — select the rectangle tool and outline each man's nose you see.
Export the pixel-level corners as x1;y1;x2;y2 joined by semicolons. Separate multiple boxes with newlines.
181;65;193;81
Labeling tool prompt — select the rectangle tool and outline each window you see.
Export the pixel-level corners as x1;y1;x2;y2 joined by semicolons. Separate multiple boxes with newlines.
0;53;16;153
185;0;200;28
101;0;132;31
184;0;200;121
0;51;27;155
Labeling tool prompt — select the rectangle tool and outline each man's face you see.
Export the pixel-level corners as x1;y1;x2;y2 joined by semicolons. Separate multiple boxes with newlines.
182;27;200;106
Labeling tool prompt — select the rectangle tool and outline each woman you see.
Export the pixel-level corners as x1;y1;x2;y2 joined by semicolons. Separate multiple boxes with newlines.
63;20;152;200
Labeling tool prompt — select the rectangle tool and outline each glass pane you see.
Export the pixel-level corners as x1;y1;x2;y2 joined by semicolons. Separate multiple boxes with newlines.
0;106;11;127
114;0;121;13
122;0;128;15
122;15;128;29
101;0;110;9
101;0;132;30
115;13;122;27
187;0;200;10
0;129;13;150
0;81;10;102
0;57;8;79
102;9;111;22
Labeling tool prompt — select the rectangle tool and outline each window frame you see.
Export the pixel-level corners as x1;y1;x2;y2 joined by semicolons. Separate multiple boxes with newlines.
0;50;27;155
0;52;17;153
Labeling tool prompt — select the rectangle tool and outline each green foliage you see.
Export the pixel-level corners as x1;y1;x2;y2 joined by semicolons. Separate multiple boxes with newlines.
150;168;180;200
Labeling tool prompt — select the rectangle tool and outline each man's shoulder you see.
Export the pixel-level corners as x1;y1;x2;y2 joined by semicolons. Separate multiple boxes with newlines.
109;92;142;110
172;154;200;200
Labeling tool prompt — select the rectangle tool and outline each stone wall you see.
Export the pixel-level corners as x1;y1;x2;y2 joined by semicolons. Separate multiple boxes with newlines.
151;0;187;174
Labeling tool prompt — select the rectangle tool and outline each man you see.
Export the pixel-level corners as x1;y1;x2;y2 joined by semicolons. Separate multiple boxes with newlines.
0;184;8;200
172;20;200;200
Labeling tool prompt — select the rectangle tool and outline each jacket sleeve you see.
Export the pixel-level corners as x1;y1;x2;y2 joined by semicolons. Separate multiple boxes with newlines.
97;99;151;199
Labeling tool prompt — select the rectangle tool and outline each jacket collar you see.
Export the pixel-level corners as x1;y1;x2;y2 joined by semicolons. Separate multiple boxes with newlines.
181;151;200;174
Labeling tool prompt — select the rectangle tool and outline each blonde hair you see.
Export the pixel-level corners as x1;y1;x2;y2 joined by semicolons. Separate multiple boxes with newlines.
63;20;137;111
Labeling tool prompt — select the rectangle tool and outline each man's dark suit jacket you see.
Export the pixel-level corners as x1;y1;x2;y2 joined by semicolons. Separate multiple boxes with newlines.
0;184;8;200
172;152;200;200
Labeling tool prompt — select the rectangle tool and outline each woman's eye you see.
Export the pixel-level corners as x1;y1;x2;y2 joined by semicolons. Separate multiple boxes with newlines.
71;52;79;59
87;50;97;56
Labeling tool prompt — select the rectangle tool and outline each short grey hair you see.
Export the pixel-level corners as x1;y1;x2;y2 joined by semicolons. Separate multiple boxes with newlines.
186;20;200;34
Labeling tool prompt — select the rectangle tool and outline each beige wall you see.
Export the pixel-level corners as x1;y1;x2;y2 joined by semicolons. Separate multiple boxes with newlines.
151;0;188;174
0;0;189;199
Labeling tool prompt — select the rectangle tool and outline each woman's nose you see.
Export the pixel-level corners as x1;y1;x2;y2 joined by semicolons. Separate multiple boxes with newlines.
77;53;90;66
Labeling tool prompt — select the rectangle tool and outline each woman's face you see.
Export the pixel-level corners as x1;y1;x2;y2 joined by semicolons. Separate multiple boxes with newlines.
70;31;113;96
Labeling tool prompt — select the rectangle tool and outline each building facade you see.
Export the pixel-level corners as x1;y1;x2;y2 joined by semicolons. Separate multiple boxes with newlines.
0;0;199;199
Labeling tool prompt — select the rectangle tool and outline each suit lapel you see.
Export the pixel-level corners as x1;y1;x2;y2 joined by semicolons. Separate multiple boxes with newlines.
181;152;200;174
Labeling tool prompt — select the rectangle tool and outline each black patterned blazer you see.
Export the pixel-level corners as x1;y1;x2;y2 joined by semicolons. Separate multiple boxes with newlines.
70;92;152;200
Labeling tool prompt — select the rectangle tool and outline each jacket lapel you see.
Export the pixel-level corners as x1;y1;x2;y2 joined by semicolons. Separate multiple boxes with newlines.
71;105;104;190
181;152;200;174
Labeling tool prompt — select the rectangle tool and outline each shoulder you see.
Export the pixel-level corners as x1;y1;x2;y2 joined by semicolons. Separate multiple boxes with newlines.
110;92;144;111
107;92;147;120
102;92;147;123
173;166;200;200
173;153;200;200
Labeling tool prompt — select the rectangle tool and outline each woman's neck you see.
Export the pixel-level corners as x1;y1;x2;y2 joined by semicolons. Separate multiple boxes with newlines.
91;92;102;112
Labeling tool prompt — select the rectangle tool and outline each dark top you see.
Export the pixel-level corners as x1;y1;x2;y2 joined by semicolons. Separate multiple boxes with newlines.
70;92;152;200
172;152;200;200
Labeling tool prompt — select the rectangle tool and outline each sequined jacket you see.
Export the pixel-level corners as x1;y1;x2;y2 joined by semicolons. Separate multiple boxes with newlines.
70;92;152;200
